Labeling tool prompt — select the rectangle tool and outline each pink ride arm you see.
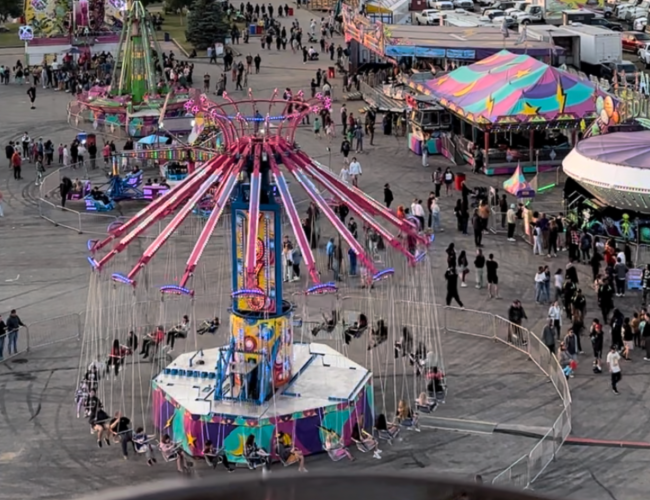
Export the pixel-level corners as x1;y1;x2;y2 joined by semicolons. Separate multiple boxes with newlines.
179;153;248;287
293;149;429;247
299;161;417;264
266;145;320;285
125;167;228;282
283;155;378;276
245;144;262;282
95;162;224;269
92;164;214;254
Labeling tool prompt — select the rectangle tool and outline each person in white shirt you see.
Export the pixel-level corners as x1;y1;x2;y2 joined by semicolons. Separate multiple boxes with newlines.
339;165;350;184
548;301;562;340
348;158;362;187
607;345;622;394
617;250;626;265
411;199;425;231
534;266;547;304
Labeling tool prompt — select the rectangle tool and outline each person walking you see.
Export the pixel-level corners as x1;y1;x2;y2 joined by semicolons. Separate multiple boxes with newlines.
613;257;628;297
471;209;482;247
27;84;36;109
11;150;21;180
383;184;393;208
507;300;528;345
590;318;604;372
0;189;4;218
348;157;362;187
340;137;351;164
597;277;615;323
486;253;499;299
432;167;443;198
0;315;5;360
474;248;485;289
444;266;464;308
542;319;556;354
607;344;622;394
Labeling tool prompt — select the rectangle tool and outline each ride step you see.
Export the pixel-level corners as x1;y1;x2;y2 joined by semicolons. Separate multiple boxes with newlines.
418;416;497;435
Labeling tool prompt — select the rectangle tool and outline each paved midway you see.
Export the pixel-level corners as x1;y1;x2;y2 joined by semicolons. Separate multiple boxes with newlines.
0;7;648;499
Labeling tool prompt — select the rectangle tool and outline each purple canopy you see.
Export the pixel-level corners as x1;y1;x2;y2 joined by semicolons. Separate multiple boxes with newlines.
575;131;650;169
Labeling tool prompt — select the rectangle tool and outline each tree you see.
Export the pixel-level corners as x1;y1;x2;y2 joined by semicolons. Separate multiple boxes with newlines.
0;0;22;23
185;0;229;49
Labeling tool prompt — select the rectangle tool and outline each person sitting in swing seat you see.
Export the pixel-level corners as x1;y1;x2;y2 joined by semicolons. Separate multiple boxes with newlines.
89;401;112;447
124;330;138;355
394;326;414;359
397;399;420;431
160;433;191;474
344;313;368;345
416;391;437;413
106;338;126;377
311;310;338;336
203;439;234;472
351;423;382;459
197;317;220;335
322;429;354;461
426;366;446;402
374;413;400;442
409;342;428;377
166;315;190;352
133;427;157;466
369;318;389;350
276;431;308;472
83;363;101;392
75;378;90;418
244;434;271;471
140;325;165;359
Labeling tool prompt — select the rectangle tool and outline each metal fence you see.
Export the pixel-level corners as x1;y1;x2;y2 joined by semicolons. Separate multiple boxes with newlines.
0;303;571;489
441;306;572;489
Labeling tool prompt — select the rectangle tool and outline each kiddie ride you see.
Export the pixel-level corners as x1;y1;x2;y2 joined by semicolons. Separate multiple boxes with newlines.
86;90;436;466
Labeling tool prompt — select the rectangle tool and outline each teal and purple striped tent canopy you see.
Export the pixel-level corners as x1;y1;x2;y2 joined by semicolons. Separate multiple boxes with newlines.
425;50;603;127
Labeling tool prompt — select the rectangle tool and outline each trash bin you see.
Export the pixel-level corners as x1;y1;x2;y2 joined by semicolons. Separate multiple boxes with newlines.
249;24;256;35
327;66;335;79
288;7;294;15
256;25;264;35
164;32;170;42
455;172;466;191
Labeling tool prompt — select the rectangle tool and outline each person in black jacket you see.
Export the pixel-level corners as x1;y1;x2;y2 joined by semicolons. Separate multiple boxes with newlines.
6;309;25;356
5;141;14;168
444;267;463;308
383;183;393;208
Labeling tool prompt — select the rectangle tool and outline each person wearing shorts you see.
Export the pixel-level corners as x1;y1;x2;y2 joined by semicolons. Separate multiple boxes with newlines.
27;85;36;110
486;253;499;299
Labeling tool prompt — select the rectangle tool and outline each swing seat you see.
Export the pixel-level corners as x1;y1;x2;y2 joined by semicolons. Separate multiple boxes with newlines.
375;427;400;444
351;435;378;453
134;437;154;455
416;400;438;414
400;415;421;432
323;444;348;462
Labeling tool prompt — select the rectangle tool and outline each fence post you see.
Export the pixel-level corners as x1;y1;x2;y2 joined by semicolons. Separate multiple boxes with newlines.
491;314;497;341
25;325;31;352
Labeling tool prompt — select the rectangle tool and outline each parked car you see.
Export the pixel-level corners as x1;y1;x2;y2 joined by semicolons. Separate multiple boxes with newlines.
452;0;474;9
622;30;650;51
415;8;444;24
600;61;638;83
482;1;515;14
590;17;623;30
481;9;517;27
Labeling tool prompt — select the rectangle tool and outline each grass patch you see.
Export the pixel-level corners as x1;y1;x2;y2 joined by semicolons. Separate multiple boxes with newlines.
0;24;23;49
156;15;204;56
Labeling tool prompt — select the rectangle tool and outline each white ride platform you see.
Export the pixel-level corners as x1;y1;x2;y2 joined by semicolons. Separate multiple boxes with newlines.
153;342;371;417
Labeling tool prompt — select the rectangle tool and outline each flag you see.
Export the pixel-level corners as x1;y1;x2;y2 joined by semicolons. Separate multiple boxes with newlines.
501;18;509;38
516;24;527;45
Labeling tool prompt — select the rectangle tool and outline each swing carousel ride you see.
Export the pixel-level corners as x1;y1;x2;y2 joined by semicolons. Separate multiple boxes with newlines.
81;90;445;465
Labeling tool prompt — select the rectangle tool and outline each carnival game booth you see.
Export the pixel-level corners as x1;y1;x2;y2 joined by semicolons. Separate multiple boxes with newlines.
563;131;650;212
422;51;605;176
